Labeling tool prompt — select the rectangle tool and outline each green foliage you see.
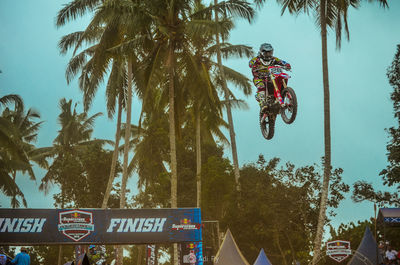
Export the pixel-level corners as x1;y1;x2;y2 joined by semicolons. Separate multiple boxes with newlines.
329;219;374;250
38;98;120;208
27;245;75;265
52;142;121;208
0;94;45;208
222;155;349;264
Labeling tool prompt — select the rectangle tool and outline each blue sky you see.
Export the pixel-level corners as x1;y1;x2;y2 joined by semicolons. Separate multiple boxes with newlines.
1;0;400;233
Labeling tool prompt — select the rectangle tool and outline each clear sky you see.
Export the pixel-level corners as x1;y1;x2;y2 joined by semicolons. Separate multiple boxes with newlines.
1;0;400;233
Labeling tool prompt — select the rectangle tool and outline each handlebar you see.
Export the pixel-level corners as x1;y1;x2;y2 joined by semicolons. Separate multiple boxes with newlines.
253;65;291;72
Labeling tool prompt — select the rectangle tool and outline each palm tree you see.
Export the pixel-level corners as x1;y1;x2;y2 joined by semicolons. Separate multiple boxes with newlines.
254;0;388;261
183;5;252;207
0;94;29;207
212;0;255;191
37;98;103;265
1;102;46;207
56;0;147;212
138;2;253;263
39;98;103;193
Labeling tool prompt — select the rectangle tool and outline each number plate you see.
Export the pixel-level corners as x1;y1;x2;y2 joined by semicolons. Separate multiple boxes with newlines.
269;67;282;75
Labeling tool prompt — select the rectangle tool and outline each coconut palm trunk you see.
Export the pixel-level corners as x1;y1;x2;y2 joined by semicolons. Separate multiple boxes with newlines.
102;95;123;208
214;0;241;190
195;107;201;208
117;59;133;265
167;43;179;265
312;0;331;263
120;59;133;209
58;189;65;265
11;172;17;208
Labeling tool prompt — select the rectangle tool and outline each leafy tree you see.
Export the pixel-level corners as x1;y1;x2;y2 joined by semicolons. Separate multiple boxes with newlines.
52;142;121;208
352;45;400;207
222;155;349;265
39;98;111;207
329;219;374;251
26;245;75;265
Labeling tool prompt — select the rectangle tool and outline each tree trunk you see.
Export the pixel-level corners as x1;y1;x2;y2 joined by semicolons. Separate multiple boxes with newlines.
283;230;297;263
11;171;17;208
117;59;133;265
58;190;65;265
136;245;144;265
120;59;133;209
167;43;179;265
274;228;287;265
102;97;122;265
214;0;241;190
57;246;63;265
195;108;201;208
312;0;331;263
102;95;122;208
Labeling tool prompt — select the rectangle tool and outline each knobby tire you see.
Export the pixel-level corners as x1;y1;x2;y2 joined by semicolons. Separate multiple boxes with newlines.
280;86;297;124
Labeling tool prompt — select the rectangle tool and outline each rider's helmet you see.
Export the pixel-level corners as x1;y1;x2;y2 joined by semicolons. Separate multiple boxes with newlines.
89;245;96;255
259;43;274;61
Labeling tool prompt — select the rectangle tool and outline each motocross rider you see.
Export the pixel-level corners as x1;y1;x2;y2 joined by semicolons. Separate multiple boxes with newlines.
249;43;291;111
88;245;107;265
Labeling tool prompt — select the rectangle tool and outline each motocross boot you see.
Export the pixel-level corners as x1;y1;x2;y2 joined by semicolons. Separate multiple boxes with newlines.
262;95;277;113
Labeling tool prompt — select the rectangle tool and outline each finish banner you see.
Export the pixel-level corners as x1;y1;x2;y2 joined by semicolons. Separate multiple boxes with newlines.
0;208;202;245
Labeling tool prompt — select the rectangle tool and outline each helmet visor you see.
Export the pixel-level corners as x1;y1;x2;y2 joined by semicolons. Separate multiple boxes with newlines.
261;50;273;59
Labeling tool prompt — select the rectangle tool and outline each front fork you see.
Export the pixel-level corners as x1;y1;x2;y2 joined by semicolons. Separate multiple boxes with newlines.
270;75;286;106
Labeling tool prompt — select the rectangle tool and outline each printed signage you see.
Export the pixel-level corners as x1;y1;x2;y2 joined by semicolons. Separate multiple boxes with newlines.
146;245;157;265
181;242;204;265
326;240;351;262
172;218;201;231
58;209;94;241
0;208;201;245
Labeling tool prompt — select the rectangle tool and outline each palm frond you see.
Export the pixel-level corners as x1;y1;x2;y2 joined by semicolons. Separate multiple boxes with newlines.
209;43;253;59
217;64;252;95
221;98;249;111
0;94;23;110
56;0;103;27
197;0;255;23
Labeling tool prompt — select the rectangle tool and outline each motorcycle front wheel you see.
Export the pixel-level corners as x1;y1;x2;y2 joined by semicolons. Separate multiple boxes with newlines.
280;86;297;124
259;111;275;140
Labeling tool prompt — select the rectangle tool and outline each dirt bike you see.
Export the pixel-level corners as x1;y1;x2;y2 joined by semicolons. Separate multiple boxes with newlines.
258;65;297;140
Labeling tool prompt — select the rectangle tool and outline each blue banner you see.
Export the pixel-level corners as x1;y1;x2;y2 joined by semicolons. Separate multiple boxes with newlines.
0;208;202;245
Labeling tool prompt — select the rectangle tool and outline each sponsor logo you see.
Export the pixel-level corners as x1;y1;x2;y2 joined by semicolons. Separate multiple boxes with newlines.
183;251;197;265
58;210;94;242
0;218;46;233
187;243;197;249
384;217;400;223
326;240;351;262
106;218;167;232
171;219;201;230
147;245;157;265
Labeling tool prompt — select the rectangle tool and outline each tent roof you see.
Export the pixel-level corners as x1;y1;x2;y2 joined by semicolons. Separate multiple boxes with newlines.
346;226;383;265
378;208;400;226
253;249;272;265
214;229;249;265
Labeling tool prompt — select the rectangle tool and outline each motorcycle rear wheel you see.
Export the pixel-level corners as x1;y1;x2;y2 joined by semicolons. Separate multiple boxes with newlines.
259;111;275;140
280;86;297;124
